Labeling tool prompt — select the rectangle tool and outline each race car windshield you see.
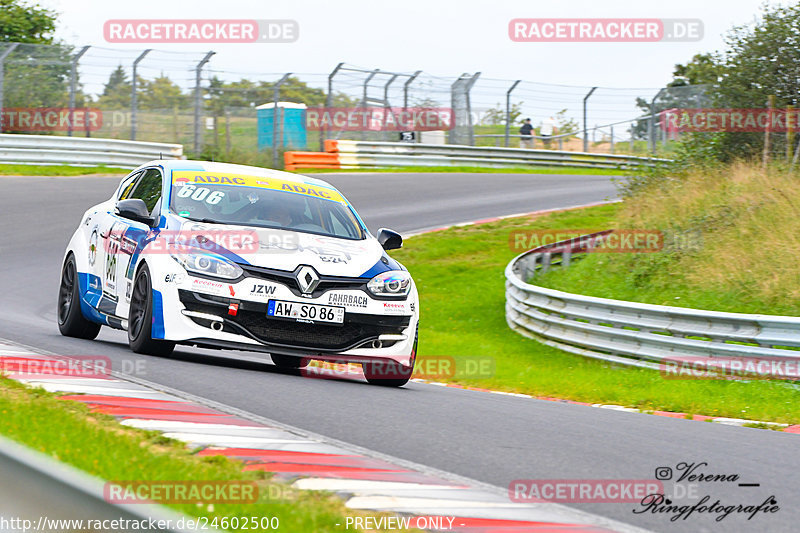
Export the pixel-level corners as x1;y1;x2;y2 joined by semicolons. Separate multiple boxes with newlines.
170;181;365;240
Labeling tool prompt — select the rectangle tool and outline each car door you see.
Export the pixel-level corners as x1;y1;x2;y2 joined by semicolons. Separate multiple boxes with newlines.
98;167;165;321
85;171;140;318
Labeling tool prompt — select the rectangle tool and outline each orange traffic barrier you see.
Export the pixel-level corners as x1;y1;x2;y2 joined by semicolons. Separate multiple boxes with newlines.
324;139;339;153
284;150;341;171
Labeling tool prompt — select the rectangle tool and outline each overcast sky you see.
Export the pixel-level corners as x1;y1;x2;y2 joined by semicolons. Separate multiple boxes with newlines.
33;0;794;129
41;0;789;84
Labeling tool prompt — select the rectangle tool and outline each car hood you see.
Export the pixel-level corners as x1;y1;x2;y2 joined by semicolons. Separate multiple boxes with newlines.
166;217;399;278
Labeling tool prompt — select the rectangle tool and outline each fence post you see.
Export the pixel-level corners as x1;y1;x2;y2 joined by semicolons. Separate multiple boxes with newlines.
320;62;344;150
649;88;666;155
504;80;521;147
130;49;151;141
67;46;90;137
763;94;775;170
787;104;795;162
272;73;291;169
193;51;215;155
403;70;421;110
0;43;19;132
582;86;597;152
361;69;379;140
464;72;481;146
610;124;614;154
382;74;399;141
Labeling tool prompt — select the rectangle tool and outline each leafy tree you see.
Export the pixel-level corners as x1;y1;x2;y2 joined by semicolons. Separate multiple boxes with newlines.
481;101;522;126
96;66;132;109
0;0;57;43
138;75;187;110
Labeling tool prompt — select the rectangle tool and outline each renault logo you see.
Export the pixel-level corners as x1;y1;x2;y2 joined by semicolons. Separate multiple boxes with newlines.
295;265;320;294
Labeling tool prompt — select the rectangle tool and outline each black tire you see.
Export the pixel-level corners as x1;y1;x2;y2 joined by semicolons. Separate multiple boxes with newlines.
57;254;101;340
271;354;310;369
128;264;175;357
363;336;417;387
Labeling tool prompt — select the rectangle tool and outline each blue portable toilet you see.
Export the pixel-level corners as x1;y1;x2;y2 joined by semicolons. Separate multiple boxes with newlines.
257;102;307;150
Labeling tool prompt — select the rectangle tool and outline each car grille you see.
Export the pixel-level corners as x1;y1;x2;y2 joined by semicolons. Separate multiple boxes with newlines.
179;290;409;352
238;264;367;298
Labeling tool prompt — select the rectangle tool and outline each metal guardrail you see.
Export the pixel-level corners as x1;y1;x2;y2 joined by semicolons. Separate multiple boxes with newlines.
0;434;202;533
284;139;670;171
0;134;184;168
505;231;800;370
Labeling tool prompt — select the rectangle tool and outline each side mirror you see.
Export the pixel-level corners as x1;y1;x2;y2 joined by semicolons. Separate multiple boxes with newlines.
116;199;154;225
376;228;403;251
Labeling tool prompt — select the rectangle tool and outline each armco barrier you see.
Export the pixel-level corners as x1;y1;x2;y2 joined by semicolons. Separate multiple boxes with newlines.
505;231;800;370
0;434;202;533
284;139;669;171
0;134;184;168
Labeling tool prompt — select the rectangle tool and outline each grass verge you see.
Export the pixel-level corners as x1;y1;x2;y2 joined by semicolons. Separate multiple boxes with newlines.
0;164;130;176
0;378;413;532
392;202;800;424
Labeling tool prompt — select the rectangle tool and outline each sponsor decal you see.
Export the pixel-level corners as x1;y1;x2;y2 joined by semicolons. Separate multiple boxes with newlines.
382;302;407;315
228;302;239;316
88;227;99;266
249;283;277;298
171;171;345;204
327;293;368;308
320;254;347;263
163;273;185;284
191;278;225;295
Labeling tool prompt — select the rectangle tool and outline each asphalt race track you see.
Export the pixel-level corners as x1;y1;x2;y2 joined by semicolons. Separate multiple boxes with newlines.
1;172;797;533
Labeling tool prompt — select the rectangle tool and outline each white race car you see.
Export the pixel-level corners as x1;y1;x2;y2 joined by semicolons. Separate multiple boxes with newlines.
58;160;419;386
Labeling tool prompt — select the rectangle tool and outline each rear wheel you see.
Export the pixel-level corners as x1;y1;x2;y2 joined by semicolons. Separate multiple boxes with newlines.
271;354;310;369
128;264;175;357
57;254;101;339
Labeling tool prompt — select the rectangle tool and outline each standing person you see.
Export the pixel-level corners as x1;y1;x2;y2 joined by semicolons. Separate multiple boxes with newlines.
540;115;558;148
519;118;534;149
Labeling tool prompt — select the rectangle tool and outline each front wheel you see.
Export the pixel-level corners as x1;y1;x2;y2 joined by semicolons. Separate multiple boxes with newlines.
128;264;175;357
271;354;310;369
57;254;101;340
363;337;417;387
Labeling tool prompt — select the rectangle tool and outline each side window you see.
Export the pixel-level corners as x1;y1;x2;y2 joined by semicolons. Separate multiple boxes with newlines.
118;171;142;201
128;168;163;215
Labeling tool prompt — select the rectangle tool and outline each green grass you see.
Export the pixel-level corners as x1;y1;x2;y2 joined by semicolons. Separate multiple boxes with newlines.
392;203;800;424
302;165;630;175
0;378;414;532
0;164;129;176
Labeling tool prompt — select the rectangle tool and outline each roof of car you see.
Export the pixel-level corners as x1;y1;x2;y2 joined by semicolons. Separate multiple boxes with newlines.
146;159;335;190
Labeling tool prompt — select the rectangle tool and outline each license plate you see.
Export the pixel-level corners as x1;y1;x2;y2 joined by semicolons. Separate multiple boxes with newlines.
267;300;345;324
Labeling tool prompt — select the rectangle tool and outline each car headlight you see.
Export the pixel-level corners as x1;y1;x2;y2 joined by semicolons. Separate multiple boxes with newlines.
170;247;243;280
367;271;412;297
